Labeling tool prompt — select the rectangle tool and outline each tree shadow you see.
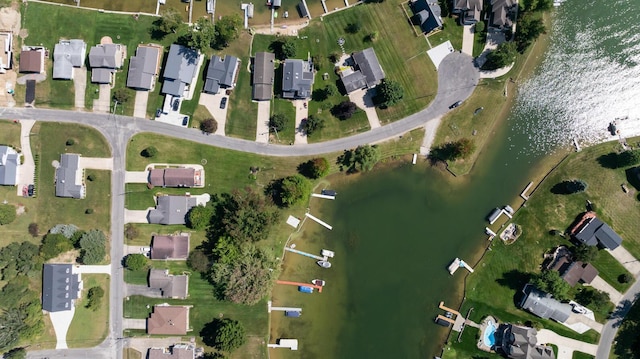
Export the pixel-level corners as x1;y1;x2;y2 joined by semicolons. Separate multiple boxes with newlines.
597;152;620;169
199;318;222;347
496;270;531;292
625;167;640;191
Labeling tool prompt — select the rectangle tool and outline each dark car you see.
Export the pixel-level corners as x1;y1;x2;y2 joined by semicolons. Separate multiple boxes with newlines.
172;99;180;111
449;100;463;109
182;117;189;126
27;184;35;197
220;97;228;109
155;108;162;118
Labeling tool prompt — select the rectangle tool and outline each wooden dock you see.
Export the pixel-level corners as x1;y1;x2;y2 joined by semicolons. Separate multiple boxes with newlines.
439;301;460;316
435;314;455;324
277;280;323;293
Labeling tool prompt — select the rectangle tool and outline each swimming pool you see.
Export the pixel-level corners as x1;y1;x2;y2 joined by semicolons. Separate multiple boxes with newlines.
483;321;497;347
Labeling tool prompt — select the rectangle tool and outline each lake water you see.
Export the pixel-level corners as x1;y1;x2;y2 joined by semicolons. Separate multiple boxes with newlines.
270;0;640;357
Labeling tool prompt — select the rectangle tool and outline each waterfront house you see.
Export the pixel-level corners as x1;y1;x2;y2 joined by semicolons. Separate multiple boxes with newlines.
519;284;572;323
340;48;385;94
569;211;623;250
55;154;85;199
203;55;239;94
88;43;125;84
549;254;598;287
495;323;555;359
161;44;200;98
281;58;314;99
147;305;190;335
409;0;443;35
127;45;161;91
42;264;82;312
53;39;86;80
252;52;275;101
149;269;189;299
0;146;19;186
452;0;483;25
150;234;190;260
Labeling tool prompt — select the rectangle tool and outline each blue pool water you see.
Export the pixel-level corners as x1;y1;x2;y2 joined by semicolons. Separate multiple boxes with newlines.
483;321;497;347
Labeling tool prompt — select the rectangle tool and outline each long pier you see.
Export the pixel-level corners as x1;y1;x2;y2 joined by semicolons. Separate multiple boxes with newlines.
277;280;324;293
268;301;302;313
305;213;333;230
285;247;325;260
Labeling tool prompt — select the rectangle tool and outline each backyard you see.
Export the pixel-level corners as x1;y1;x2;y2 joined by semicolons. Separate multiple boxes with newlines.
67;274;110;348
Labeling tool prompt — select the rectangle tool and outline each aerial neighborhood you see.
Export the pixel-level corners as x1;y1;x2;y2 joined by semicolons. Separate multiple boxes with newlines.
0;0;639;359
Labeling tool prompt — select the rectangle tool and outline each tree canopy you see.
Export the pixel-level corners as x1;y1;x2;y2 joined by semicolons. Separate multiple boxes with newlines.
302;115;325;136
269;113;289;132
331;101;358;120
532;270;570;300
0;277;44;353
39;233;73;260
338;145;381;173
266;174;312;207
187;249;211;273
374;79;404;108
180;17;217;52
269;38;297;60
298;157;331;179
187;204;214;230
153;8;185;36
482;41;517;70
515;14;546;52
572;244;599;263
201;318;247;353
79;230;107;265
432;138;475;161
124;254;148;271
141;146;158;158
0;242;41;281
201;118;218;134
214;14;243;49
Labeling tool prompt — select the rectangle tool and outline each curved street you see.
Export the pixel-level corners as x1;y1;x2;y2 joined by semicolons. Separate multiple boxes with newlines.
22;52;479;359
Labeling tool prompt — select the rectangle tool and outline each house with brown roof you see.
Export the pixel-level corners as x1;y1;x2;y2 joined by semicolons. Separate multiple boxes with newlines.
149;269;189;299
19;47;45;73
151;234;190;260
148;344;195;359
149;167;203;188
147;305;190;335
550;255;598;287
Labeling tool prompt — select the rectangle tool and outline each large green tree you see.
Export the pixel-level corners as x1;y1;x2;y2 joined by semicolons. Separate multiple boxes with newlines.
40;233;73;260
181;18;217;52
483;41;517;70
298;157;331;179
572;244;599;263
214;14;243;49
302;115;325;136
0;242;41;281
201;318;247;353
154;8;184;35
515;14;546;52
79;230;107;265
269;38;297;60
124;254;148;271
532;270;570;300
267;174;312;207
187;204;214;230
374;79;404;108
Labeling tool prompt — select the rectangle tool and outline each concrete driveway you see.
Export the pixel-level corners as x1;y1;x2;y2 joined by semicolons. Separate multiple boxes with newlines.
79;156;114;170
292;100;308;144
16;119;35;196
256;101;271;143
537;329;597;359
198;92;229;135
125;209;150;223
588;275;623;303
93;84;111;113
608;247;640;275
73;68;87;109
128;337;186;354
461;24;474;56
348;88;380;129
49;306;76;349
124;245;150;255
73;264;111;274
123;318;147;330
133;91;149;119
125;171;149;183
125;284;162;298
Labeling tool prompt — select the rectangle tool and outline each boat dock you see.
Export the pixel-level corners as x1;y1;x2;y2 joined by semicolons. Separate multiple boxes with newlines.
277;280;324;293
520;181;534;200
285;247;326;261
305;213;333;230
448;258;474;275
268;339;298;350
437;302;466;332
268;301;302;313
311;193;336;200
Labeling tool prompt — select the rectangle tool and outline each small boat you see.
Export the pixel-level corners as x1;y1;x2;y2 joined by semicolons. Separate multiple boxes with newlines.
298;286;314;293
321;249;335;258
317;260;332;268
321;189;337;197
285;310;301;317
312;279;326;287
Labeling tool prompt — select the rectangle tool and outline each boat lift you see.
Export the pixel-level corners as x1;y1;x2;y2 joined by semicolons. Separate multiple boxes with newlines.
285;247;326;261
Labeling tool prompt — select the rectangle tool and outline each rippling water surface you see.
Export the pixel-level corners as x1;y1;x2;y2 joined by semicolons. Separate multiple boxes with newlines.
511;0;640;153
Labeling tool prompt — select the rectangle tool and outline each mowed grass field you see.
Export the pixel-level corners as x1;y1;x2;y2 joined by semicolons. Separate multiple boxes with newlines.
67;274;110;348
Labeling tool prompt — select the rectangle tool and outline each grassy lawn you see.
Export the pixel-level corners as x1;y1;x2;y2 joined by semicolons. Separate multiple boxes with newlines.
473;22;488;57
309;108;370;143
441;325;502;359
591;251;633;293
433;13;553;176
67;274;110;348
0;119;21;151
429;17;463;50
124;348;143;359
224;33;258;140
270;98;296;145
573;352;594;359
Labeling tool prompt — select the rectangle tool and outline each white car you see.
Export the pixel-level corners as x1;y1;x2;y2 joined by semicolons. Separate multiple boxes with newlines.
572;305;587;314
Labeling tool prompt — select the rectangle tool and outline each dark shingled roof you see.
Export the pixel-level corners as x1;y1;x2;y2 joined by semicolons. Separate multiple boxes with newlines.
281;59;314;99
252;52;275;101
410;0;443;34
147;306;189;335
148;195;198;225
55;154;84;199
151;234;190;260
519;284;572;323
149;269;189;299
148;346;195;359
352;48;385;88
19;50;43;73
204;55;238;94
574;216;623;250
149;168;196;188
127;46;160;90
42;264;81;312
551;256;598;286
496;324;555;359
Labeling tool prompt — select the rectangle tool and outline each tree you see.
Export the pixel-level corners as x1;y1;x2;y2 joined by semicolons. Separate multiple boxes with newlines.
619;273;633;284
214;14;243;49
331;101;358;120
353;144;381;172
325;84;338;97
180;18;217;52
141;146;158;158
154;8;185;35
87;174;95;181
521;0;552;11
4;347;27;359
432;138;475;161
269;113;288;132
124;223;139;240
187;204;214;230
85;286;104;311
85;208;94;214
28;223;39;237
302;115;325;136
311;54;327;70
482;41;517;70
328;52;341;64
374;79;404;108
345;22;361;34
201;118;218;134
66;138;75;146
573;244;599;263
269;38;297;60
187;249;210;273
575;287;610;311
40;233;73;260
267;175;312;207
551;179;588;194
298;157;331;179
0;242;41;280
474;21;485;33
49;224;79;239
124;254;148;271
365;31;379;42
515;14;546;52
201;318;247;352
113;88;130;103
617;149;640;168
0;204;16;225
532;270;570;300
79;230;107;265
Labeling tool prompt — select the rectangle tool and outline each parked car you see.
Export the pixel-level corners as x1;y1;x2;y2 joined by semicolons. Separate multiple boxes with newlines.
27;184;35;197
155;109;162;118
449;100;463;109
220;97;227;109
172;99;180;111
182;117;189;126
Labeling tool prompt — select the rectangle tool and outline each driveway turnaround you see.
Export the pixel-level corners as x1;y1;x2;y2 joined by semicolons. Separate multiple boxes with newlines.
125;171;149;183
122;318;146;330
198;92;229;135
72;264;112;274
348;88;381;129
49;306;76;349
256;101;271;143
16;119;35;196
133;91;149;119
292;100;308;144
73;68;87;109
537;329;597;359
79;157;114;170
124;209;150;224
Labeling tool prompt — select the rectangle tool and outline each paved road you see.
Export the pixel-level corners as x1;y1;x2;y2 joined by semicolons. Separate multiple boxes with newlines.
21;51;478;359
596;276;640;358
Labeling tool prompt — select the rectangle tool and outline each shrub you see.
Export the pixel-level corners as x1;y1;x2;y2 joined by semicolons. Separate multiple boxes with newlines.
85;208;94;214
201;318;247;353
86;286;104;311
331;101;358;120
474;21;485;33
87;174;95;181
298;157;330;179
302;115;325;136
49;224;79;239
79;230;107;265
431;138;475;161
619;273;634;284
40;233;73;260
28;223;39;237
329;52;341;64
269;38;296;60
141;146;158;158
187;204;214;230
124;254;148;271
124;223;139;240
113;88;131;103
188;249;210;273
201;118;218;134
0;204;16;225
268;113;288;132
66;138;75;146
345;22;361;34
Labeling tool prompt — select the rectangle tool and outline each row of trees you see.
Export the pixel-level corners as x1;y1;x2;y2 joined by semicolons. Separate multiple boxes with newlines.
0;276;44;353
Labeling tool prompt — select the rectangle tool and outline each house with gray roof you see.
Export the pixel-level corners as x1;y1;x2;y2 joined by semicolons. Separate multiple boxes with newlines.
149;269;189;299
570;212;623;250
490;0;517;29
127;45;161;91
55;154;85;199
340;48;385;94
410;0;443;34
53;39;86;80
496;324;555;359
519;284;572;323
148;344;195;359
88;43;125;84
162;44;200;97
281;59;314;99
203;55;239;94
148;195;198;225
452;0;483;24
0;146;19;186
42;264;82;312
252;52;275;101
